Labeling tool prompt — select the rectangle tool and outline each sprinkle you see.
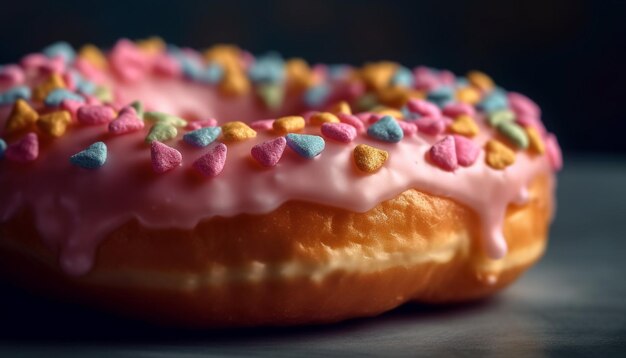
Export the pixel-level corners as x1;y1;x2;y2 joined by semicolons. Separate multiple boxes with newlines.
429;136;458;171
4;99;39;134
353;144;388;173
70;142;107;169
487;109;516;127
186;118;218;131
221;121;256;141
5;132;38;162
109;39;149;82
456;87;481;104
304;84;331;108
286;133;325;158
355;93;379;111
477;89;508;113
151;141;182;173
93;86;113;103
485;140;515;169
508;92;541;118
256;83;285;110
545;134;562;171
192;143;227;177
397;120;418;136
370;107;404;119
146;123;177;143
448;114;479;137
426;86;454;108
109;109;145;134
251;137;287;167
467;70;494;92
526;126;545;155
497;121;529;149
249;119;274;131
153;54;182;77
183;126;222;147
0;138;6;159
77;105;116;125
37;111;71;137
328;101;352;115
516;115;547;137
78;44;107;69
273;116;305;134
130;100;144;118
195;63;224;84
285;58;314;90
33;73;66;102
42;41;76;64
415;116;446;136
44;88;84;107
144;111;188;127
390;66;414;87
219;72;250;96
0;65;25;88
442;102;476;118
367;116;404;143
309;112;340;126
0;86;31;105
321;122;357;143
247;52;285;84
453;135;480;167
407;98;441;118
337;113;366;133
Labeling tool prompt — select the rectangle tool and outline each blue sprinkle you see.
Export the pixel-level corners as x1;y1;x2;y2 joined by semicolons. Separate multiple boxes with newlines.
390;66;414;87
455;76;469;88
42;41;76;64
303;84;330;108
427;86;454;108
285;133;325;159
44;88;84;107
76;79;97;95
477;88;509;113
367;115;404;143
400;105;420;121
328;64;350;80
248;52;285;84
0;86;31;105
183;126;222;147
196;63;224;84
0;138;6;159
70;142;107;169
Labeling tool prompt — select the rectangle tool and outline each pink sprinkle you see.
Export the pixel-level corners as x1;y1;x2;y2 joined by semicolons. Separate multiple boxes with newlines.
186;118;218;131
74;58;107;84
337;113;366;133
346;81;365;99
0;65;25;88
60;99;83;122
508;92;541;118
84;95;102;106
153;54;181;77
545;134;563;171
20;53;48;71
109;39;150;83
251;137;286;167
301;111;317;121
443;102;476;118
453;135;480;167
413;66;440;91
40;56;65;75
109;109;145;134
407;98;442;117
151;141;182;173
193;143;227;177
5;132;38;163
249;119;274;131
429;136;457;171
77;105;116;125
354;112;373;123
438;70;456;86
321;122;357;143
397;120;418;136
240;50;255;68
415;116;446;135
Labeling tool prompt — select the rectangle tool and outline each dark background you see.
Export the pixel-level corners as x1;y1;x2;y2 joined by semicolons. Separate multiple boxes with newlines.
0;0;624;154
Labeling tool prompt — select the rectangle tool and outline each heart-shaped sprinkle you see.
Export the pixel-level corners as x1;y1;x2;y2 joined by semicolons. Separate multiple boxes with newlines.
453;135;480;167
429;136;458;171
497;121;529;149
249;119;274;131
77;104;115;125
193;142;227;177
4;99;39;134
448;114;479;137
353;144;388;173
144;111;188;127
221;121;257;141
407;98;441;117
337;113;366;133
397;120;418;136
183;126;222;147
145;123;177;143
442;102;476;118
309;112;340;126
5;132;38;162
37;110;71;137
44;88;84;107
109;108;145;135
415;116;446;136
321;122;357;143
485;140;515;169
285;133;325;158
526;126;545;155
367;115;403;143
273;116;305;134
251;137;287;167
70;141;107;169
186;118;218;131
151;141;182;173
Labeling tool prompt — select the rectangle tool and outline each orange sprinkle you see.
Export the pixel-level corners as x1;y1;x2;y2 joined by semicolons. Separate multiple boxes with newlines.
485;140;516;169
5;99;39;134
273;116;305;133
33;73;65;102
449;114;479;137
309;112;340;126
37;111;71;138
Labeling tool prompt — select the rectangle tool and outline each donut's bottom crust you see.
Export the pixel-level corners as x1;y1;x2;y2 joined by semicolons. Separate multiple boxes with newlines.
0;175;553;327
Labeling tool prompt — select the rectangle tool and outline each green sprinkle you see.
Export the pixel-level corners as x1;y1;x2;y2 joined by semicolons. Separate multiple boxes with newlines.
130;100;144;118
256;84;284;111
145;123;178;143
356;93;379;111
497;121;529;149
144;111;188;127
93;86;113;103
487;109;516;127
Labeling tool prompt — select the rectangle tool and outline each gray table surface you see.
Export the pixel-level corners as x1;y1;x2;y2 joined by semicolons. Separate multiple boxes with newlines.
0;156;625;357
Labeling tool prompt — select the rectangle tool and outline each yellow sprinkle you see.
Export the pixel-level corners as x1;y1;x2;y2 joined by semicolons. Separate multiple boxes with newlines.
309;112;340;126
203;44;241;68
285;58;315;90
376;86;411;108
78;44;107;69
37;111;71;138
221;121;257;141
467;70;495;92
5;99;39;134
136;37;166;54
353;144;389;173
449;114;479;137
273;116;305;133
526;126;545;155
370;106;404;119
328;100;352;115
360;62;397;91
456;87;481;105
219;72;250;96
33;73;66;102
485;140;516;169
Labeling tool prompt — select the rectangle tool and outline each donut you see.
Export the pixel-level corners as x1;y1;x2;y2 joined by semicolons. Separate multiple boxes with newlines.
0;38;562;327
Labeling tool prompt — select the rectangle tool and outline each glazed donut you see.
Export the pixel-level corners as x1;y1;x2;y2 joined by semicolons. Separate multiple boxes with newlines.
0;38;562;326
